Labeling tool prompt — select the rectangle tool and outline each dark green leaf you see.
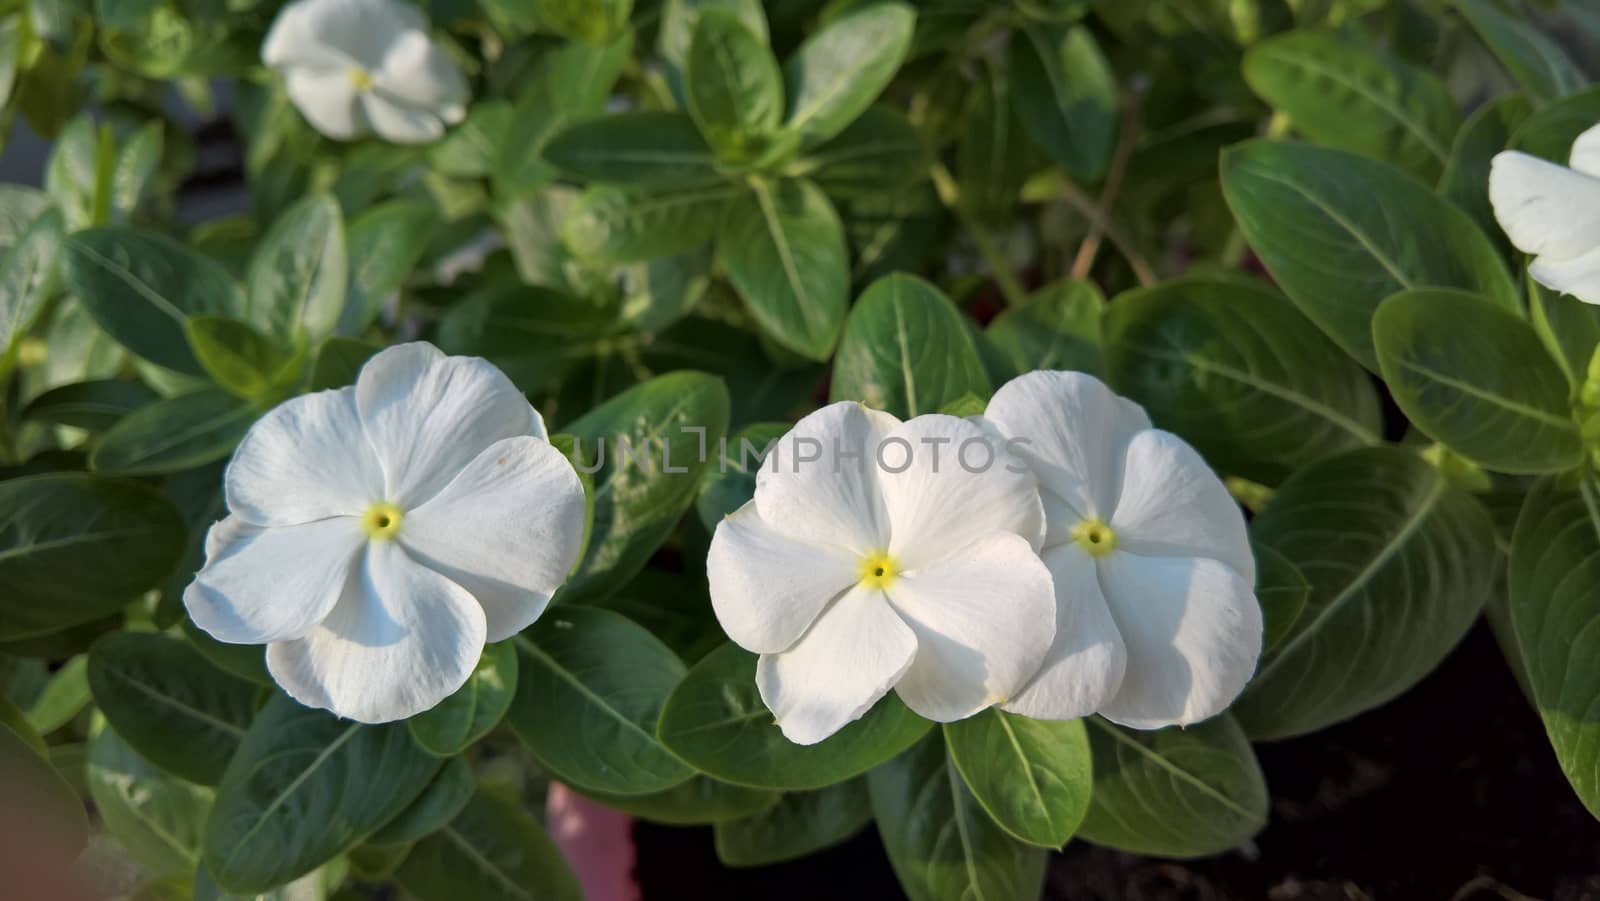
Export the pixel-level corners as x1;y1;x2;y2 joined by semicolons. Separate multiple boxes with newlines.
367;756;476;846
340;199;435;336
21;378;158;432
395;788;581;901
582;774;780;825
308;336;381;391
830;273;991;418
1531;278;1600;388
800;106;928;198
1255;543;1310;653
1457;0;1586;103
1440;93;1533;254
658;0;768;103
90;388;257;476
543;112;722;185
943;710;1091;848
1009;24;1117;181
714;779;870;866
24;655;89;735
987;279;1104;379
407;641;516;757
695;421;787;531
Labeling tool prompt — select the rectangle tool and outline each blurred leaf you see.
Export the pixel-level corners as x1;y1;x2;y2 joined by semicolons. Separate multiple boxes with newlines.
987;279;1104;379
1440;93;1533;253
1531;278;1600;388
782;1;916;148
544;112;722;185
695;421;787;530
24;655;89;735
90;388;256;476
582;774;780;825
1456;0;1586;103
495;34;631;194
831;273;991;418
1010;24;1117;181
340;199;435;336
185;315;304;402
687;9;785;159
1255;543;1310;653
244;194;346;342
562;181;738;265
112;121;164;222
658;0;769;102
0;209;65;378
800;106;928;198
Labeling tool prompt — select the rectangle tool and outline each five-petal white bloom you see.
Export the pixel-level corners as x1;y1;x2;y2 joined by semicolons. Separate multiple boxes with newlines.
1489;122;1600;305
263;0;469;144
983;371;1262;728
185;342;585;724
707;403;1058;745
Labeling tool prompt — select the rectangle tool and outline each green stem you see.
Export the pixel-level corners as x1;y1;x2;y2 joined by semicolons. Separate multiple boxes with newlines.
929;160;1030;308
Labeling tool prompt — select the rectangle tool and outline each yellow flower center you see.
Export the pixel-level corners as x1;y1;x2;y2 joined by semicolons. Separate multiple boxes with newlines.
348;68;374;90
1071;518;1117;558
858;551;899;590
362;502;404;540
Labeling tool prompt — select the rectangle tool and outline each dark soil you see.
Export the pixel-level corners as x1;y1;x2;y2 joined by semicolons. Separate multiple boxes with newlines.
633;623;1600;900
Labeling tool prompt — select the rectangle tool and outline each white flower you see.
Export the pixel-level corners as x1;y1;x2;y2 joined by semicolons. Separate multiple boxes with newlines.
1489;123;1600;305
707;402;1058;745
184;342;586;723
982;371;1262;729
262;0;469;144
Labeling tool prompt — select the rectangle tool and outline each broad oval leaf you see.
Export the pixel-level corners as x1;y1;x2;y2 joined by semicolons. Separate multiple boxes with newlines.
21;377;158;432
1009;23;1117;181
1256;542;1310;653
88;722;209;878
1106;273;1382;481
366;755;476;847
830;273;991;418
1374;288;1580;474
657;642;933;791
986;279;1104;379
562;181;738;265
782;1;916;148
395;788;582;901
801;106;929;199
543;111;722;185
1077;715;1268;859
244;194;346;342
507;606;693;795
1234;448;1498;739
714;779;871;867
90;388;257;477
1220;140;1518;370
943;710;1092;848
186;315;303;402
686;9;784;159
658;0;768;103
582;774;780;825
407;641;517;757
88;631;257;786
202;694;442;893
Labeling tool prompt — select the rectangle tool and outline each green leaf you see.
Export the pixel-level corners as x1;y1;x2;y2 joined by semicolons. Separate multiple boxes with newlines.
1242;30;1459;179
507;606;693;795
1440;93;1534;253
1374;288;1581;474
869;733;1048;901
658;642;933;791
112;121;163;222
0;209;64;377
0;696;48;758
0;473;184;639
561;181;739;265
532;0;631;42
1510;86;1600;162
185;315;303;401
436;284;615;393
367;756;476;846
90;388;257;476
986;279;1104;379
543;112;722;185
1076;715;1267;858
718;178;848;360
782;1;916;148
1106;273;1382;481
61;228;243;376
25;654;90;735
1233;447;1498;739
407;641;516;757
658;0;768;102
0;184;52;251
203;694;442;893
181;618;271;687
714;779;870;866
1457;0;1586;103
561;371;730;602
581;774;780;825
21;378;158;432
87;631;257;786
1220;140;1518;370
309;336;381;391
494;34;631;193
1509;477;1600;821
45;117;106;231
686;9;784;159
1009;24;1117;181
88;723;209;878
1255;542;1310;652
800;106;929;199
340;199;435;336
244;194;346;341
395;788;582;901
943;710;1091;848
695;421;787;531
1531;278;1600;388
829;273;991;418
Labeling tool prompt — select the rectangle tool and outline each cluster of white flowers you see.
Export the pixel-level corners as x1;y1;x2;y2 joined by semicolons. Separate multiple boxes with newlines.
1491;123;1600;306
708;371;1264;744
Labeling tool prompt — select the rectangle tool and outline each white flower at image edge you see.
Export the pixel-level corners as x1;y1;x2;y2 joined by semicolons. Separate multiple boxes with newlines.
1490;122;1600;305
262;0;469;144
184;342;586;723
983;371;1263;729
707;403;1058;745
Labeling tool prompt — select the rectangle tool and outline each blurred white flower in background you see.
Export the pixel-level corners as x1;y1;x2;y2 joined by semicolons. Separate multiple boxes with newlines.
262;0;469;144
1490;123;1600;305
983;371;1262;729
185;342;586;723
706;402;1057;745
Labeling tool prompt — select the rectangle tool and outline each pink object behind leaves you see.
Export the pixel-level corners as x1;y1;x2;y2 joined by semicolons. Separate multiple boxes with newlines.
546;782;641;901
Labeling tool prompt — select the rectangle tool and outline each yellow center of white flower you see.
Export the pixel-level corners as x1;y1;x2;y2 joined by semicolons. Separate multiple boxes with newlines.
858;551;899;590
362;502;404;540
348;68;374;91
1071;518;1117;558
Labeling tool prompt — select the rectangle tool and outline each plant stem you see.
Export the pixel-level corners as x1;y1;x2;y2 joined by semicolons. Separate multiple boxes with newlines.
1071;87;1144;281
1056;180;1159;287
928;160;1030;308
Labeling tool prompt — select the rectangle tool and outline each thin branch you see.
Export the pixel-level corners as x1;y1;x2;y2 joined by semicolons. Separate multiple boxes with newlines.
1071;87;1145;281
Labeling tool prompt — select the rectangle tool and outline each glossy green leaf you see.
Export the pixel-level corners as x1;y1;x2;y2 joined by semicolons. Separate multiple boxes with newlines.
88;723;209;878
869;733;1048;901
830;273;991;418
582;774;780;825
1255;542;1310;652
801;106;929;199
1374;288;1580;474
561;181;738;265
714;779;871;866
366;756;476;846
686;9;784;158
90;388;257;476
658;0;768;102
88;631;257;786
25;655;90;735
407;641;516;757
718;178;848;361
1009;23;1117;181
1457;0;1586;103
185;315;303;401
658;642;933;791
986;279;1104;379
507;606;693;795
202;694;442;893
244;194;346;341
0;209;64;375
543;111;721;185
1077;715;1268;858
1234;448;1498;739
395;788;582;901
943;710;1092;848
782;2;916;148
1221;140;1518;370
695;421;786;530
21;378;158;432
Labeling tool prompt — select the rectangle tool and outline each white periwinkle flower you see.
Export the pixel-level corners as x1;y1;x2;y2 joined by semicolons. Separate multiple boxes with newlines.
262;0;469;144
707;402;1057;745
983;371;1262;729
1489;122;1600;305
185;342;585;723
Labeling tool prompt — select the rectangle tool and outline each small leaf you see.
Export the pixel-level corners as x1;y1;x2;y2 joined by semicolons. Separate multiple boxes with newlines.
782;2;916;148
830;273;991;418
25;655;90;735
407;641;517;757
1009;24;1117;181
185;315;304;402
543;111;722;185
1531;278;1600;388
714;779;871;866
340;199;435;336
244;194;347;341
90;388;257;476
801;106;929;199
686;9;784;159
943;710;1092;848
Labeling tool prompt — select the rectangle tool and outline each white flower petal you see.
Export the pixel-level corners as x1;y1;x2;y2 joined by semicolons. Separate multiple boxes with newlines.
355;343;542;508
756;583;917;746
1570;123;1600;178
1531;243;1600;306
399;436;585;642
266;0;424;71
266;541;487;724
361;92;446;144
184;517;364;645
877;414;1045;569
1002;544;1127;721
1488;150;1600;260
707;503;861;655
261;0;351;70
1095;552;1262;729
285;69;367;141
983;370;1151;523
1109;429;1255;583
225;387;385;527
885;533;1057;722
753;402;899;554
375;29;469;121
